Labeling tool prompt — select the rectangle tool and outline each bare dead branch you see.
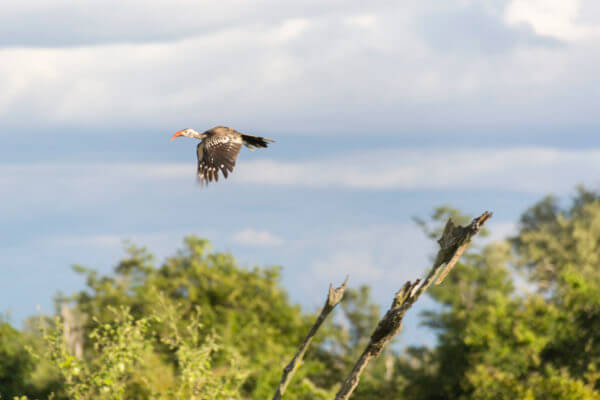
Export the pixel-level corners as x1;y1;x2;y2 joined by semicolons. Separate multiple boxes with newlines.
334;211;492;400
272;276;349;400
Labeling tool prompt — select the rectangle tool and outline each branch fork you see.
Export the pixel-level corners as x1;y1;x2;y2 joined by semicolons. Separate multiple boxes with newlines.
272;276;349;400
334;211;492;400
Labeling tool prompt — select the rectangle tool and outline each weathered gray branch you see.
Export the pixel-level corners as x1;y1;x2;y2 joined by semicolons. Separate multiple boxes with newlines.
334;211;492;400
272;276;349;400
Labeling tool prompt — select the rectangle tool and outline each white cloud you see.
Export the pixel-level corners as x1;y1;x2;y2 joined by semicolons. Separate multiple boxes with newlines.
0;1;384;47
275;18;312;42
343;14;377;28
2;147;600;211
232;229;284;247
505;0;600;41
235;147;600;193
0;1;598;134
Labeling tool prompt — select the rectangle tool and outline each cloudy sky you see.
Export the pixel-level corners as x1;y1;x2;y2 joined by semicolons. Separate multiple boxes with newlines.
2;0;600;347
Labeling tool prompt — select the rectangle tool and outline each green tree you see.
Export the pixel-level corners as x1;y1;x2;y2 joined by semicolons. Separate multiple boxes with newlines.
67;237;331;399
400;189;600;399
0;319;35;399
10;187;600;399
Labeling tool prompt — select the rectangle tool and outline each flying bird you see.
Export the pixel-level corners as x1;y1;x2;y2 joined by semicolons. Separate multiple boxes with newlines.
170;126;274;185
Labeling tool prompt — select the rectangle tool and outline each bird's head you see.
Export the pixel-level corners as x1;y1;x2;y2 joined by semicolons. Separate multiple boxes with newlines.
170;128;203;141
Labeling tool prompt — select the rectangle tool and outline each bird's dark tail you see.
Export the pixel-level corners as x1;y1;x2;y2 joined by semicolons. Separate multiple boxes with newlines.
241;134;274;150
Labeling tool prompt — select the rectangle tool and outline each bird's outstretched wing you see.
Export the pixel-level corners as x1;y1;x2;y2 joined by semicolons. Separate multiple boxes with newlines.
196;134;242;184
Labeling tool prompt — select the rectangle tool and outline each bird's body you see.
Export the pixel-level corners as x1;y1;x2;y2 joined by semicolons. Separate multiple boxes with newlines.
170;126;274;185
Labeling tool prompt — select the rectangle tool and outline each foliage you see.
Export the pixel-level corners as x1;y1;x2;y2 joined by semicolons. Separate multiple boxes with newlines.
38;304;245;400
44;307;151;400
10;237;336;399
0;319;35;399
6;186;600;399
400;189;600;399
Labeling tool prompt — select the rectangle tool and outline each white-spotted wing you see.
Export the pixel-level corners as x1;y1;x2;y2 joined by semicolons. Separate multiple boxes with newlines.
196;133;242;184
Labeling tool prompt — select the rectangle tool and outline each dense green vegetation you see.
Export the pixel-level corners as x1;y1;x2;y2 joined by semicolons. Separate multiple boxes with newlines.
4;187;600;399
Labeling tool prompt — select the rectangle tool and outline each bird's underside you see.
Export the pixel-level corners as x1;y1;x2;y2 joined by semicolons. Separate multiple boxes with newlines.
196;126;273;185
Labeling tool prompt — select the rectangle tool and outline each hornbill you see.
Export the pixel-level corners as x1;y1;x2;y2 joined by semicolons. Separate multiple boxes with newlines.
170;126;274;185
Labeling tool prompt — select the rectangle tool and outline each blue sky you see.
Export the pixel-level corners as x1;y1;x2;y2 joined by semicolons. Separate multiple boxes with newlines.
2;0;600;347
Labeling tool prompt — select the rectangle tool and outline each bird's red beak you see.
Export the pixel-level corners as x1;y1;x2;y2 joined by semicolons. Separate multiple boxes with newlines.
170;130;184;141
